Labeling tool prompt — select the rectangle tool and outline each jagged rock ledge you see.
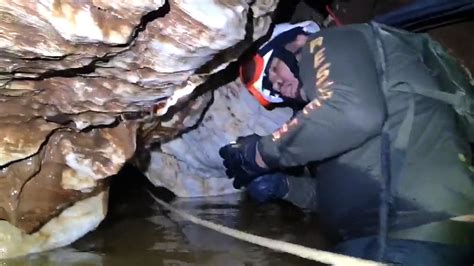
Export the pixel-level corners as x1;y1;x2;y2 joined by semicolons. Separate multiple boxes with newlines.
0;0;279;258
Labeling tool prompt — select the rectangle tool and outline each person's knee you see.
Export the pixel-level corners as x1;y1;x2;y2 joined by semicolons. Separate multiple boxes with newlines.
246;174;289;203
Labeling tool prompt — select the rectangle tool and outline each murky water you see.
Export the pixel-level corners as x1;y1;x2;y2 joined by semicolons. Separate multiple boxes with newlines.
2;166;330;266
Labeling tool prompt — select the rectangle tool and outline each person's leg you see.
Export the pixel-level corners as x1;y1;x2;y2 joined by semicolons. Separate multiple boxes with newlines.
283;175;318;211
246;173;318;211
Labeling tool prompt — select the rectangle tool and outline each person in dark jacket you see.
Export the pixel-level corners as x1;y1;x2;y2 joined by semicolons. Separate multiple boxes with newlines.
220;22;474;265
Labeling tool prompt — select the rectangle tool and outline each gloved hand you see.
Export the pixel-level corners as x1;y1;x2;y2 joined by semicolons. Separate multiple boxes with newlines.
219;134;270;189
246;173;289;203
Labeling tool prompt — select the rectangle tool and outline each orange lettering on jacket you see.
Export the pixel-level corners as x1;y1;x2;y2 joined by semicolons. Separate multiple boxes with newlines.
313;47;326;69
309;37;324;53
271;118;299;141
308;37;334;115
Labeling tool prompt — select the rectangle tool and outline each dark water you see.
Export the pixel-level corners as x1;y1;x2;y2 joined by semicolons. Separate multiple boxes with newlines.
2;166;330;266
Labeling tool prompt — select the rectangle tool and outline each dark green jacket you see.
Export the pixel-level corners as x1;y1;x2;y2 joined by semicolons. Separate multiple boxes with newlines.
258;23;474;246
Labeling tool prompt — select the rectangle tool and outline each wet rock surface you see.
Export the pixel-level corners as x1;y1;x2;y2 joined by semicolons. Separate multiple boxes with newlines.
0;0;279;258
2;167;329;265
144;81;293;197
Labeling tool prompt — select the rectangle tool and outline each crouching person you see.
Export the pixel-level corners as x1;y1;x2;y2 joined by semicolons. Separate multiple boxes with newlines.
220;22;474;265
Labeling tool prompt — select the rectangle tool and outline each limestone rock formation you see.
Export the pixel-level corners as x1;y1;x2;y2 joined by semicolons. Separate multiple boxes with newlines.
0;0;279;258
145;80;292;197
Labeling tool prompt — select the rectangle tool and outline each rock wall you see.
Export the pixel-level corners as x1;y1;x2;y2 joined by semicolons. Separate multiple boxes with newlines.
145;80;292;197
0;0;279;258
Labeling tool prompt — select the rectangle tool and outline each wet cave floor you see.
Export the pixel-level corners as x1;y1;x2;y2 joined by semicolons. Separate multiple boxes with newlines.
4;165;331;266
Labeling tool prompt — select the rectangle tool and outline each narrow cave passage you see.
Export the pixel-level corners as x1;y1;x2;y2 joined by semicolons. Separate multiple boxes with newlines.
5;164;330;265
1;0;472;265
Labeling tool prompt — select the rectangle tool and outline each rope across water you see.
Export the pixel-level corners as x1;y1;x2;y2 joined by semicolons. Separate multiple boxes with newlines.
147;190;386;266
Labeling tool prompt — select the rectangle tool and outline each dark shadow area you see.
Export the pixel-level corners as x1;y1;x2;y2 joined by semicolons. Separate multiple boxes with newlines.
272;0;333;24
373;0;474;32
105;164;176;222
331;0;474;74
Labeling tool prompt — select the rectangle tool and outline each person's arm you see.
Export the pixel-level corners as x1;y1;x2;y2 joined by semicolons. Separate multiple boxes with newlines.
258;83;386;168
220;26;386;187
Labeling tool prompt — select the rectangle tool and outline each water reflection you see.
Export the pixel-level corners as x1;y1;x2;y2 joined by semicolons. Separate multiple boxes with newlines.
2;166;329;266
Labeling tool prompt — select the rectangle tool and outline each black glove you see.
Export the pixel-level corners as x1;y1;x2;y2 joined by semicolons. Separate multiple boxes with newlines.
219;134;270;189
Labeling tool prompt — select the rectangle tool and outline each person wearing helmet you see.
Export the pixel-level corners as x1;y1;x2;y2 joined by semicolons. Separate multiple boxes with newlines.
239;21;319;110
221;22;474;264
237;21;321;207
